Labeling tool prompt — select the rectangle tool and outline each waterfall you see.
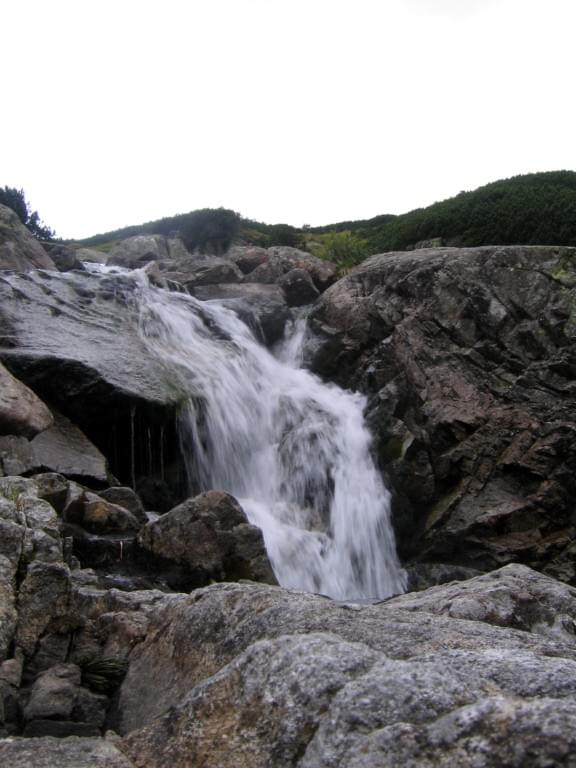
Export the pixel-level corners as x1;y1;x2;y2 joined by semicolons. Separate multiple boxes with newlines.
132;273;406;600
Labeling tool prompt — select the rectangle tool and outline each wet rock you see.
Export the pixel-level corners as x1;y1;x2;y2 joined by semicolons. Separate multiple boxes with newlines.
75;247;109;264
307;246;576;581
137;491;276;590
191;283;290;345
0;204;55;271
0;361;53;439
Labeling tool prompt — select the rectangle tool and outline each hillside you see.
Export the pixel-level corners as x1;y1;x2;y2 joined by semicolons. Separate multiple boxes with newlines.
73;171;576;261
314;170;576;252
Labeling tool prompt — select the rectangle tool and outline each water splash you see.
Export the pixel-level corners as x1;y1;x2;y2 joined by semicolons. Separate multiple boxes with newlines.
134;276;406;600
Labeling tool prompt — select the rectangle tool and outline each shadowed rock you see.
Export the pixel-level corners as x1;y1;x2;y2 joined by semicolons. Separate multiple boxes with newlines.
306;246;576;583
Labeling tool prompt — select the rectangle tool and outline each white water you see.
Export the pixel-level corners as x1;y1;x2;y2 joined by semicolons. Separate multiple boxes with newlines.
133;275;406;600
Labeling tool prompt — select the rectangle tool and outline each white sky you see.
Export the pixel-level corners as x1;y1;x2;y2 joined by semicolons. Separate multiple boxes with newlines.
3;0;575;239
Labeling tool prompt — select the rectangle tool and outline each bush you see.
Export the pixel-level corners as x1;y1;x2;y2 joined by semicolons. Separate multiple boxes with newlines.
314;230;370;268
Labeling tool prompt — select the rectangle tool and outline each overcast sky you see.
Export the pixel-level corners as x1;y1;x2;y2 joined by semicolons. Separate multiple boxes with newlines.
3;0;575;239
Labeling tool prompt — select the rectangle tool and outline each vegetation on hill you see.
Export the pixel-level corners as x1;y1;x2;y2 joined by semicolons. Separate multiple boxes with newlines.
0;186;55;240
311;171;576;254
72;171;576;267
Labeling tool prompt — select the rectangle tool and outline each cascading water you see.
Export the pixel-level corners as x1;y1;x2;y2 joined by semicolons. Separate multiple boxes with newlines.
131;271;406;600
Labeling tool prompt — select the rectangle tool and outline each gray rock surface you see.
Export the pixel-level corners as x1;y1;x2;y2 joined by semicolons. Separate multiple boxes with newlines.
0;736;135;767
107;235;170;268
0;269;179;408
117;564;576;767
231;245;338;291
306;246;576;582
0;205;55;271
0;361;53;439
190;282;290;345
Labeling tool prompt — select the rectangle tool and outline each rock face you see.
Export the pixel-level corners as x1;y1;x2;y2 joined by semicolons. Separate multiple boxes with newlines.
137;491;277;589
0;268;188;495
306;246;576;583
0;361;53;439
115;564;576;767
0;205;55;271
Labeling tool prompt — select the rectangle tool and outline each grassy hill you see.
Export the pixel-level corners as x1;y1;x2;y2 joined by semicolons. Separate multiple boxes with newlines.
74;171;576;264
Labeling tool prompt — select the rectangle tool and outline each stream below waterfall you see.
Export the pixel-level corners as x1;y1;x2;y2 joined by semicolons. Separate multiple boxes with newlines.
125;269;406;600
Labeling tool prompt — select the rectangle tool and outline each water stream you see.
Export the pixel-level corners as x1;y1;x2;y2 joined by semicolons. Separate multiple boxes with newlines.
132;273;406;600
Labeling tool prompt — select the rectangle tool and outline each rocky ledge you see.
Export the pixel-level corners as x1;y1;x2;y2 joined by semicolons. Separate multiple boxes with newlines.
307;245;576;584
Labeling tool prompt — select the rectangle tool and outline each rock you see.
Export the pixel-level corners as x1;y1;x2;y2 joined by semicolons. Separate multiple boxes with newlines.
22;664;107;736
108;236;169;268
226;245;268;274
116;565;576;767
33;473;70;515
0;557;17;662
405;562;483;591
98;487;147;526
0;268;197;495
306;246;576;581
0;269;179;408
155;256;244;289
233;245;338;291
31;411;110;487
0;205;56;271
0;436;35;476
277;268;320;306
66;493;140;534
388;562;576;643
43;244;86;273
0;736;135;766
112;565;576;735
75;247;109;265
190;283;291;345
0;361;53;439
16;562;75;657
137;491;277;590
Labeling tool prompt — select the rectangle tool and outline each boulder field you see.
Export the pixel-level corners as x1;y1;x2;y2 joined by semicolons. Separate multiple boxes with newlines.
1;211;576;765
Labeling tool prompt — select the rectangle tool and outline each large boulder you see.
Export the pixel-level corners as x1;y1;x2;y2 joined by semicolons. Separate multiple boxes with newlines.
306;246;576;582
0;268;190;493
152;256;244;289
137;491;276;589
114;564;576;768
0;205;55;271
0;362;53;439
